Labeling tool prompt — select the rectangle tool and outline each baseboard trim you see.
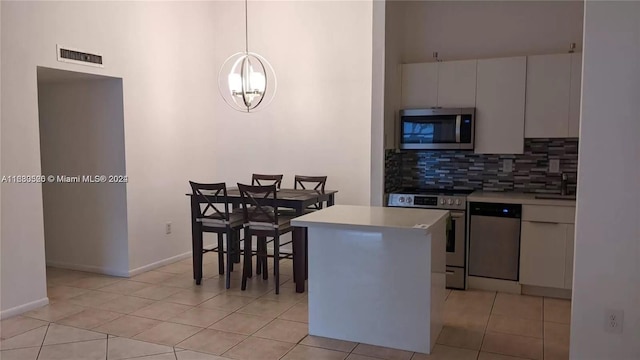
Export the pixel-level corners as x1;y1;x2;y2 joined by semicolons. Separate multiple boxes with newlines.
467;276;522;294
128;251;193;277
47;240;289;280
1;297;49;320
521;285;572;299
46;261;129;277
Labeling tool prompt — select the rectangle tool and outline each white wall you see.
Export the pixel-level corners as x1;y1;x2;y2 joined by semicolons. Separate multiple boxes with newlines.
401;1;584;63
1;1;218;316
1;1;374;316
0;0;4;315
207;1;373;206
571;2;640;359
38;72;129;276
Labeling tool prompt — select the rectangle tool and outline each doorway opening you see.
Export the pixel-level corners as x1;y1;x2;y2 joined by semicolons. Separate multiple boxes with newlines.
37;67;129;285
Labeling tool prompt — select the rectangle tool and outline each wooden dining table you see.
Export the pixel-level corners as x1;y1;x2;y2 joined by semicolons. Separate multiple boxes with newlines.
187;187;337;293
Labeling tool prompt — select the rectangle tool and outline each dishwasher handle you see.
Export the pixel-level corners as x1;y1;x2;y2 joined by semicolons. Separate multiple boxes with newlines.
469;202;521;218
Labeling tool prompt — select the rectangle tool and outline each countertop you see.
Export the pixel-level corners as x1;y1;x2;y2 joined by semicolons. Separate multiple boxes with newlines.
468;191;576;207
291;205;449;232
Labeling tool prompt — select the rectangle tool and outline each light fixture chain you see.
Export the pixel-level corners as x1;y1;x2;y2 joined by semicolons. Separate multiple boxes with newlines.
245;0;249;54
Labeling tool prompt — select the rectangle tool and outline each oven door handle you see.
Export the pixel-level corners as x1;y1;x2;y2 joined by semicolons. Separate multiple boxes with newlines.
455;115;461;143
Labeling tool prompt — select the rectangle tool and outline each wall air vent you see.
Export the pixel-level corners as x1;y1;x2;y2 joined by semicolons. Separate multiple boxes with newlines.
56;45;104;68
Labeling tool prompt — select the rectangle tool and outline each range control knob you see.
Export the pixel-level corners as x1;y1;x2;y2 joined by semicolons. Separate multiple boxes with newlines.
406;197;413;204
399;197;405;203
447;198;454;205
440;199;445;205
455;199;461;205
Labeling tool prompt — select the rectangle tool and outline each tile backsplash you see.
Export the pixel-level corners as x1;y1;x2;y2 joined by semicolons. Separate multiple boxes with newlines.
385;138;578;194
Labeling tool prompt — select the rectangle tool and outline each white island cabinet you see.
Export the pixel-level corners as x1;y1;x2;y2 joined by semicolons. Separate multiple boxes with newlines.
291;205;449;354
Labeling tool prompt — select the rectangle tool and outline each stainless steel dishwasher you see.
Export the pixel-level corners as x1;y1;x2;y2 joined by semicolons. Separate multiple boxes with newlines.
468;202;522;281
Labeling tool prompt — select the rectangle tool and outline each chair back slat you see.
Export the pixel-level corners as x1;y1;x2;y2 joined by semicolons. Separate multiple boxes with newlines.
294;175;327;191
189;181;230;222
251;174;283;189
294;175;327;209
237;183;279;229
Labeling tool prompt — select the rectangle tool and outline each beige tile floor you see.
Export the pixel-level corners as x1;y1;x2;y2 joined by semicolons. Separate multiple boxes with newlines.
0;257;571;360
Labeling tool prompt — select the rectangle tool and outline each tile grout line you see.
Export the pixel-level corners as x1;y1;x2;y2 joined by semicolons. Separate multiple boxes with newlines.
35;322;51;360
167;299;256;352
37;337;111;348
542;298;545;360
476;291;498;360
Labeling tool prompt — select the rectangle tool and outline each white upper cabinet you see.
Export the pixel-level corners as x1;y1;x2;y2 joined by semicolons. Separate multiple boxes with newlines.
525;53;572;138
401;63;438;108
437;60;477;108
475;56;527;154
568;52;582;138
399;52;579;151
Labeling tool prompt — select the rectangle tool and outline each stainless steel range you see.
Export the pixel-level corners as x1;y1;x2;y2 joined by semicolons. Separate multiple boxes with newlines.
387;188;470;289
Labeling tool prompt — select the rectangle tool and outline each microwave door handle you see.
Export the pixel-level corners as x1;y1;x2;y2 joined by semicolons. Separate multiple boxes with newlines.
455;115;461;143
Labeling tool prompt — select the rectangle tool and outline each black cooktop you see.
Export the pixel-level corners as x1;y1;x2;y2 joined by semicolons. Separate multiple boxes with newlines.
392;188;475;196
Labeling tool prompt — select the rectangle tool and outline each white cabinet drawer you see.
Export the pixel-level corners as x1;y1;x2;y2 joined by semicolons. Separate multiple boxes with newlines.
522;205;575;224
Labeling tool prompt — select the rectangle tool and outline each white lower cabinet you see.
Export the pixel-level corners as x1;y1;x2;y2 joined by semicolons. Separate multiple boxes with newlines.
520;221;567;288
520;205;575;290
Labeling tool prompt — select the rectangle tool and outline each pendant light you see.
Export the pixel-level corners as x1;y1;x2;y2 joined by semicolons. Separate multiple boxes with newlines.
218;0;276;112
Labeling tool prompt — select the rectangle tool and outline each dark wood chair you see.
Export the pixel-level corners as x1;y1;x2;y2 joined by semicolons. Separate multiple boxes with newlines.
237;183;294;294
252;174;283;188
233;174;283;214
293;175;328;280
294;175;328;210
189;181;243;288
247;174;284;274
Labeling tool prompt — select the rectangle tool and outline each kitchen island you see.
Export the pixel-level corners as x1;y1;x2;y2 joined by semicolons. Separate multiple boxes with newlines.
291;205;448;354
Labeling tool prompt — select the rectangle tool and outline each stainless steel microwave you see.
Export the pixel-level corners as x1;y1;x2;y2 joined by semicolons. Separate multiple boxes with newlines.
399;108;475;150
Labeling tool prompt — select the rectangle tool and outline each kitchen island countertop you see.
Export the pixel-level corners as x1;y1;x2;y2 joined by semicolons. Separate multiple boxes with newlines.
291;204;449;232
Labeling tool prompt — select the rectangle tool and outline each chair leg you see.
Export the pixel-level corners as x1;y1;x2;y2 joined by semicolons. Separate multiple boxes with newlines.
242;229;252;291
255;238;261;275
195;224;204;285
274;234;280;294
225;229;233;289
244;231;252;278
233;233;241;264
262;237;268;280
230;230;238;273
217;233;225;275
256;236;264;275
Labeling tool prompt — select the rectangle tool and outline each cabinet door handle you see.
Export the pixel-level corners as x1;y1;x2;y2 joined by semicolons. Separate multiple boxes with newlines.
445;271;455;275
528;220;560;225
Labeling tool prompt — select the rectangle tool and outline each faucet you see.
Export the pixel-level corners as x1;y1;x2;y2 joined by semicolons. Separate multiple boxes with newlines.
561;173;569;195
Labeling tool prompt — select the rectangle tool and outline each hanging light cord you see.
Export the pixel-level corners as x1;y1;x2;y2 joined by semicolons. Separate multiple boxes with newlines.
244;0;249;53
